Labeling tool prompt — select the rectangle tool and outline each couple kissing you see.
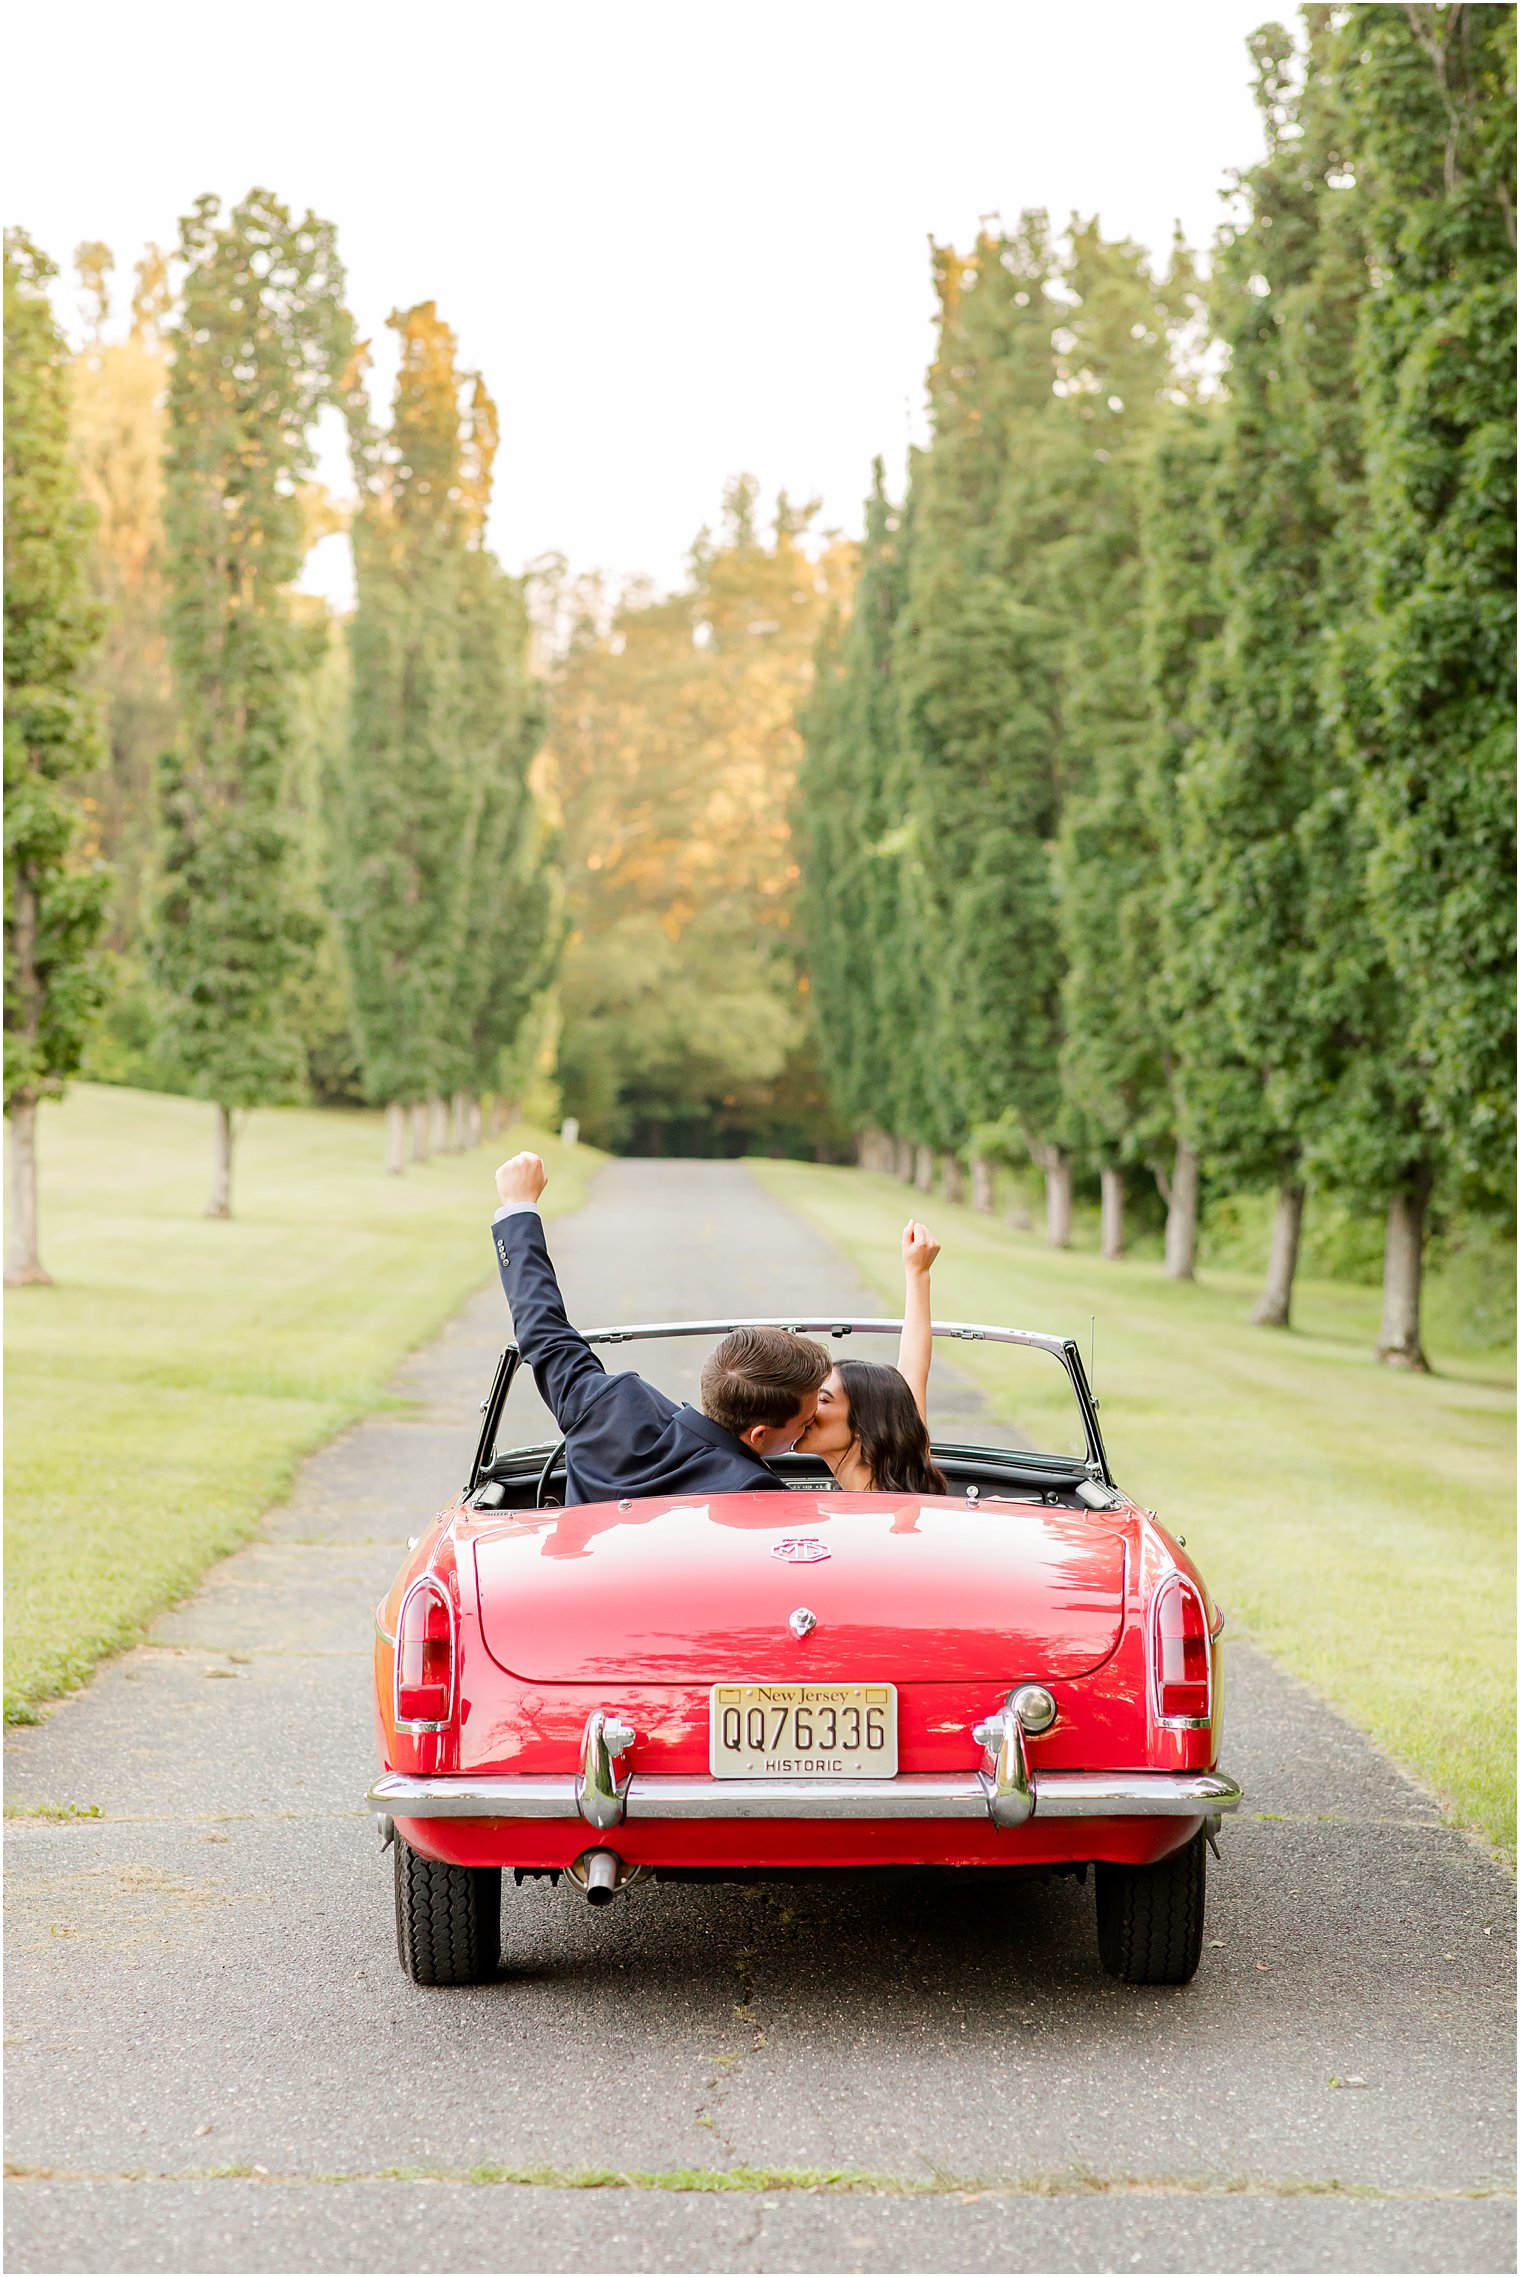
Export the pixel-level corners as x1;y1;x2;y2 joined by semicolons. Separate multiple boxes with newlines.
490;1152;946;1507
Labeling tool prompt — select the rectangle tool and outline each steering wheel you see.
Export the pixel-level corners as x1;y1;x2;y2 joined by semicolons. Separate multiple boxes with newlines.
535;1438;566;1509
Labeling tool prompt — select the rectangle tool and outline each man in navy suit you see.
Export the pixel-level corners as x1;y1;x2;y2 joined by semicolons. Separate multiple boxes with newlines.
491;1152;829;1507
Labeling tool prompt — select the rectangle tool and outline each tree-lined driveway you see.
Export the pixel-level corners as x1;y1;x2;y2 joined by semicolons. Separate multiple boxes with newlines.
5;1162;1514;2275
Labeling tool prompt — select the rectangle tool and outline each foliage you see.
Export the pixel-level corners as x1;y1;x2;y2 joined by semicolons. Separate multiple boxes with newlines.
67;242;176;952
152;189;352;1114
893;217;1068;1161
1050;224;1201;1178
3;230;110;1115
337;303;555;1113
548;480;852;1151
1334;2;1517;1212
794;463;924;1145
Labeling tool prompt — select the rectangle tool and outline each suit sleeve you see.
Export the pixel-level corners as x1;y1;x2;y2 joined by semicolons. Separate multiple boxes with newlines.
491;1214;608;1432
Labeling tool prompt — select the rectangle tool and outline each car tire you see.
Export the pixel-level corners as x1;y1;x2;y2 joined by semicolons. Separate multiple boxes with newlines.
1095;1826;1206;1984
393;1832;502;1986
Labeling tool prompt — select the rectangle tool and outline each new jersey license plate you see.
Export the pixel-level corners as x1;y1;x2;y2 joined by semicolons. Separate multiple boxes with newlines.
709;1684;898;1778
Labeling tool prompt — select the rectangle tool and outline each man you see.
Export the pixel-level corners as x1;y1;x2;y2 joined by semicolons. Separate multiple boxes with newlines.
491;1152;828;1506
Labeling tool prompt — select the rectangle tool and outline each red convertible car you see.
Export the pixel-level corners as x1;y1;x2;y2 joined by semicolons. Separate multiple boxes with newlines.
369;1318;1239;1988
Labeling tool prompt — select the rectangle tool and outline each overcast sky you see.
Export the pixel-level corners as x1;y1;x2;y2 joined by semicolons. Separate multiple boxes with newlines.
8;0;1276;603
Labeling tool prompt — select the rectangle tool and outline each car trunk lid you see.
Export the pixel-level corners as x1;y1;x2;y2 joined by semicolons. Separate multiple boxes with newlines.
470;1492;1127;1683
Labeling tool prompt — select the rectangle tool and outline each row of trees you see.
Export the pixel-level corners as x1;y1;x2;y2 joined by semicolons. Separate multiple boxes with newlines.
5;192;557;1273
797;5;1515;1366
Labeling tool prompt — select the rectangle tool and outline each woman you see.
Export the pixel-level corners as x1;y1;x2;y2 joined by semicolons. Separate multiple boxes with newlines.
799;1220;948;1494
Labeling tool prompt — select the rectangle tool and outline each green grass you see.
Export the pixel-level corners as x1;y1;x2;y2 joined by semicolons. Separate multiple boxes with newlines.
4;1085;600;1722
750;1158;1516;1861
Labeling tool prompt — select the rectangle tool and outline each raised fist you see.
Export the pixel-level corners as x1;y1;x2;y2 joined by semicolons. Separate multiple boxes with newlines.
902;1220;941;1277
495;1152;548;1208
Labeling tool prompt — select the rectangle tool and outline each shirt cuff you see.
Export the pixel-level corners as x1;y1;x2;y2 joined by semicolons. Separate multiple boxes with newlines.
491;1201;541;1225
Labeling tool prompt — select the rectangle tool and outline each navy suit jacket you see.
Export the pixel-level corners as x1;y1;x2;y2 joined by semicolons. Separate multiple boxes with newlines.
491;1211;780;1506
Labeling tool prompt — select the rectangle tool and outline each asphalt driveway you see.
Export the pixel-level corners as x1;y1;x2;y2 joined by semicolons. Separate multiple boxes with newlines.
5;1159;1514;2274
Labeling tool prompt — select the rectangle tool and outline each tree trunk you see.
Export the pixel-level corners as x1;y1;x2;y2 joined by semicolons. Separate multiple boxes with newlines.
1163;1141;1199;1281
450;1091;468;1151
429;1096;449;1153
1376;1171;1432;1370
941;1154;965;1206
895;1137;914;1183
970;1155;996;1215
206;1103;234;1219
1042;1148;1072;1249
1252;1181;1306;1328
466;1097;482;1151
1006;1180;1033;1233
1100;1167;1126;1261
384;1100;406;1176
4;1092;51;1286
913;1143;935;1193
410;1103;430;1163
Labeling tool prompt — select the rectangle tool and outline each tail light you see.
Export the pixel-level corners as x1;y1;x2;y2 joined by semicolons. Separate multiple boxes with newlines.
1152;1574;1211;1726
396;1576;454;1729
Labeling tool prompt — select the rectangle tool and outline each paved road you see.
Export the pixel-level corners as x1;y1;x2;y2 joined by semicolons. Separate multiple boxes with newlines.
5;1160;1514;2276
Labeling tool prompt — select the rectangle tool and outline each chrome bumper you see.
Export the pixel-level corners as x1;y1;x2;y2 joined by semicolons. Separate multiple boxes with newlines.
368;1766;1242;1827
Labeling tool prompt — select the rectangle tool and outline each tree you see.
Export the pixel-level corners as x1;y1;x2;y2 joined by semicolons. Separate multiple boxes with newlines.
153;189;351;1216
1049;223;1201;1265
4;230;110;1284
895;218;1072;1238
68;241;176;953
338;305;553;1170
1169;17;1385;1326
795;461;923;1164
1335;3;1515;1262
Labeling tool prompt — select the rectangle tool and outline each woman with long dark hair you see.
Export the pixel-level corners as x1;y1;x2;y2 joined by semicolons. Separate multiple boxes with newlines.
798;1220;948;1495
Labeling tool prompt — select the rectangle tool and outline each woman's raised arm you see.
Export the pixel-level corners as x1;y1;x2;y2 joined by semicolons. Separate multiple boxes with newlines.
896;1220;941;1422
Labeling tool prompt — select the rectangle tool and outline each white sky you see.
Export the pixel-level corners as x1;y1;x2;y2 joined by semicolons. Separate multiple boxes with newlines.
7;0;1274;605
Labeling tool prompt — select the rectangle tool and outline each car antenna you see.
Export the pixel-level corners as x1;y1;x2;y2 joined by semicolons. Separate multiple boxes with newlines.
1089;1314;1096;1397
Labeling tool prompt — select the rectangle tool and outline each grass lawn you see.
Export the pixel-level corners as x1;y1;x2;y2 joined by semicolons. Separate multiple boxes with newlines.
750;1158;1516;1862
4;1085;600;1722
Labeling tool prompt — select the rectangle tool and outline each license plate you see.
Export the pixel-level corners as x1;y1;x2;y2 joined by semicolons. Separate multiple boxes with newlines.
709;1684;898;1778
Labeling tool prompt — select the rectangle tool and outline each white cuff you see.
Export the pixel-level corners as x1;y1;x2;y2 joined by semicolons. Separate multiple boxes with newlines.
491;1201;541;1224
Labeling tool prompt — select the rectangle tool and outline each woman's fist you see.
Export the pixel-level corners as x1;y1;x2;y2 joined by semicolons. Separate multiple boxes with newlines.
902;1220;941;1277
495;1152;548;1208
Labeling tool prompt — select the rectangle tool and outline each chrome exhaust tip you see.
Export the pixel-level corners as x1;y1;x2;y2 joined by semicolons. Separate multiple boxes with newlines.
568;1848;648;1906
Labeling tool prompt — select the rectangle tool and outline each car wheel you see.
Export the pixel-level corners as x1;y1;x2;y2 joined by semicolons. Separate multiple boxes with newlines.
393;1832;502;1986
1095;1826;1206;1985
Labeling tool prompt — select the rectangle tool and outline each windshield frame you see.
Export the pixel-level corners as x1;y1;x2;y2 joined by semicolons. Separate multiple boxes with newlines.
467;1316;1111;1492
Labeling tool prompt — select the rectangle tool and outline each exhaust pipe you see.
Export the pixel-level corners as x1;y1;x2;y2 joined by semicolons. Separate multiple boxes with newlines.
582;1850;621;1906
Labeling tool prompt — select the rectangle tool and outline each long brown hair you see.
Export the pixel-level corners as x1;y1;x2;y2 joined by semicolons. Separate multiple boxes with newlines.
833;1359;947;1495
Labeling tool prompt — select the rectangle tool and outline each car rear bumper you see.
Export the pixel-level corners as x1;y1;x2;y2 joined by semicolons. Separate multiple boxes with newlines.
368;1767;1242;1826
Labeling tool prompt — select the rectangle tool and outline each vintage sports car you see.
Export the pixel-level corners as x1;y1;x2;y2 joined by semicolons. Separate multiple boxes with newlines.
369;1317;1239;1988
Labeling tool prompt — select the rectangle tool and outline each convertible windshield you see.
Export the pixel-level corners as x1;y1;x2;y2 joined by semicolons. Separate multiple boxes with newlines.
482;1318;1101;1477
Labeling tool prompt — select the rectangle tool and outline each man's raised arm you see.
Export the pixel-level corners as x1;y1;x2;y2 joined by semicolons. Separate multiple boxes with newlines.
490;1153;607;1429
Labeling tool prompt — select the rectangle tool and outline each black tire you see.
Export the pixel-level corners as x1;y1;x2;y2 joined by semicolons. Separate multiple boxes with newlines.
1095;1826;1207;1984
393;1833;501;1986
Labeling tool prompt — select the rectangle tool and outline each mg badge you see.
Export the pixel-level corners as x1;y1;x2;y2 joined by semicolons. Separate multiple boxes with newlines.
772;1537;830;1564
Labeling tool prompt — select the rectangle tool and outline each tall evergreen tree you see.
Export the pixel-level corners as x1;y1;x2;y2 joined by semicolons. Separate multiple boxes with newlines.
796;461;920;1162
1172;17;1390;1327
896;218;1073;1237
4;230;110;1284
1334;2;1515;1306
1050;223;1199;1264
153;189;351;1216
339;308;553;1170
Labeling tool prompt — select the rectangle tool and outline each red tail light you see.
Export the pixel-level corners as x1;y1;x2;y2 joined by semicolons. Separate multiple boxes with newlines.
1152;1575;1211;1724
396;1577;454;1727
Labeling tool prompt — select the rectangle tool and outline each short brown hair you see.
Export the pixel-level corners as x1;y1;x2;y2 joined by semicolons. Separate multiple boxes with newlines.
700;1327;830;1438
